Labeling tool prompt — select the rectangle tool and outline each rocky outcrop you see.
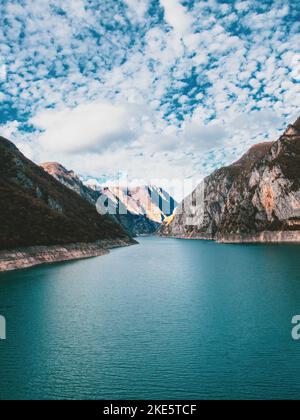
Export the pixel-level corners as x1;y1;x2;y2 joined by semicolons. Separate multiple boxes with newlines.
0;239;133;272
161;117;300;243
41;163;177;236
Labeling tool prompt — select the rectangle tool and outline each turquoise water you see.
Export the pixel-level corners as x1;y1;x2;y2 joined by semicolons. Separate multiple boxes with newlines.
0;237;300;400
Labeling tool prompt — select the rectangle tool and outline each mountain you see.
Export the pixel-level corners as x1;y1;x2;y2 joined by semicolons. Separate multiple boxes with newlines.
41;163;177;236
41;162;99;205
0;136;133;253
161;117;300;243
95;185;177;236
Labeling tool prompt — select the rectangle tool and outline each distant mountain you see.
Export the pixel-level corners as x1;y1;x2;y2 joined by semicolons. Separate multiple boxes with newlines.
161;117;300;243
42;164;177;236
94;185;177;236
0;137;132;251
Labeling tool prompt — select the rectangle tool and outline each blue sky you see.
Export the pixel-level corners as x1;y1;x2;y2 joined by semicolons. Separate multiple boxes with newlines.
0;0;299;195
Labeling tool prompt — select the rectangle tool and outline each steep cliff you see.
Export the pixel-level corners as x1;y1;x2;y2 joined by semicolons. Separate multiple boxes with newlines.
41;163;177;236
0;136;132;251
161;117;300;243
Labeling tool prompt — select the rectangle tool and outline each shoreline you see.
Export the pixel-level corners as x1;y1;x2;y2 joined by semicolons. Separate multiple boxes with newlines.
217;231;300;244
159;231;300;244
0;238;136;273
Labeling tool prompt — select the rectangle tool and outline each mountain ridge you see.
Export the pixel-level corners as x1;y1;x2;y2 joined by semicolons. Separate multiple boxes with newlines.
0;136;133;251
160;117;300;243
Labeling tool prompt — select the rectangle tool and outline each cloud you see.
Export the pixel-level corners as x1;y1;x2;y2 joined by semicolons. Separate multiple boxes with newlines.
235;1;251;12
0;0;299;195
124;0;149;20
290;53;300;81
184;122;228;151
0;64;6;80
230;109;282;132
31;102;140;154
0;120;20;139
160;0;193;36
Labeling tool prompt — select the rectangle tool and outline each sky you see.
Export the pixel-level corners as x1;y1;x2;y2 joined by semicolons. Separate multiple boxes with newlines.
0;0;299;198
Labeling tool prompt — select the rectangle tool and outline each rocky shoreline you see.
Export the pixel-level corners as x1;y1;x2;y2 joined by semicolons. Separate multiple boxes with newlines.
0;239;136;273
160;231;300;244
217;231;300;244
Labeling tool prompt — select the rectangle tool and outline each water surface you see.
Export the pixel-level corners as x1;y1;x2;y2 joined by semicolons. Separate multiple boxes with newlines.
0;237;300;400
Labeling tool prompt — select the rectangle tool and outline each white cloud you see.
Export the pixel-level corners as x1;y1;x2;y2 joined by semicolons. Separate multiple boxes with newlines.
0;121;20;139
235;1;251;12
0;0;299;196
124;0;149;20
290;53;300;81
184;122;228;151
0;64;6;80
160;0;193;36
31;102;140;154
249;78;260;90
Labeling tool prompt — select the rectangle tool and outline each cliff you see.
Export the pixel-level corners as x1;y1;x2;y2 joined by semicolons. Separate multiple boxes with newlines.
0;136;134;267
160;117;300;243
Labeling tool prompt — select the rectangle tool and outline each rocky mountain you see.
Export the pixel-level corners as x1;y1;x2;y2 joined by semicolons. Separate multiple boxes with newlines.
96;185;177;236
161;117;300;243
41;162;99;205
41;163;177;236
0;136;132;251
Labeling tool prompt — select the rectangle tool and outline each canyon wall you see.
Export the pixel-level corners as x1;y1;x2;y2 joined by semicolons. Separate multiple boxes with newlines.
161;117;300;243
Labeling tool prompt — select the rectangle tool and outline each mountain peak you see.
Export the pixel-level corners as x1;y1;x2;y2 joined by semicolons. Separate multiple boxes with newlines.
0;136;19;152
41;162;66;171
283;116;300;137
41;162;76;178
231;142;274;172
294;116;300;130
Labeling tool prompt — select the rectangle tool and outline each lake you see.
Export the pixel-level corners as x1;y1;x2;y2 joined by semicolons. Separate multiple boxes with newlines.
0;237;300;400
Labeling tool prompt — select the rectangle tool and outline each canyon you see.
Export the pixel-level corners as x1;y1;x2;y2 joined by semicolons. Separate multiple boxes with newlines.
1;115;300;274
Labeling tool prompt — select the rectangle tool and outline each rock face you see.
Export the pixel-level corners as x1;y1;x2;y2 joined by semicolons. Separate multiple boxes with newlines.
161;117;300;243
0;136;133;251
41;163;177;236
